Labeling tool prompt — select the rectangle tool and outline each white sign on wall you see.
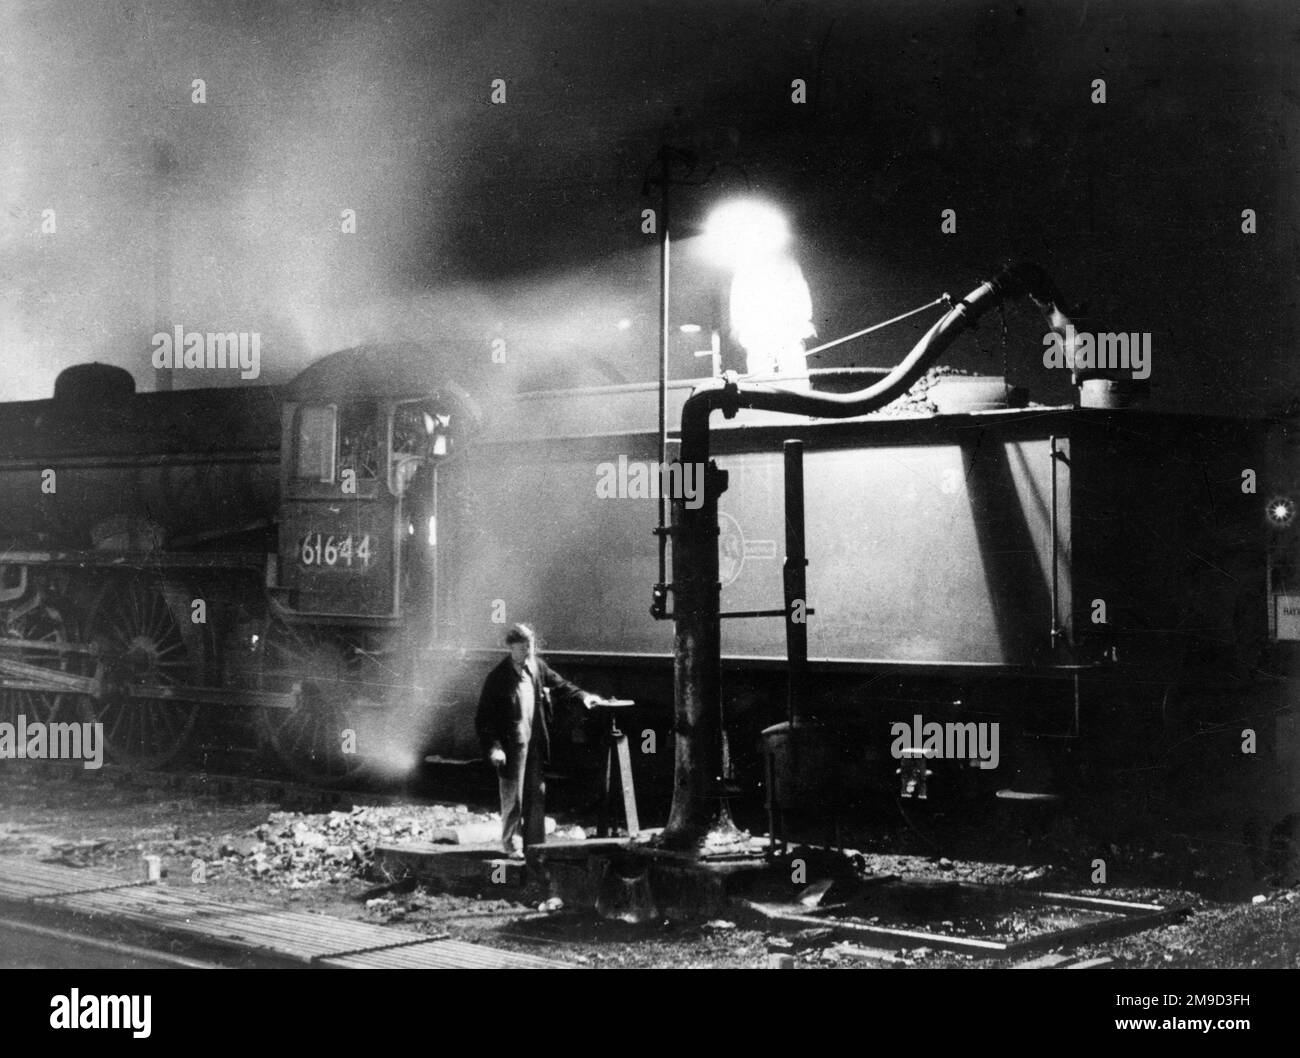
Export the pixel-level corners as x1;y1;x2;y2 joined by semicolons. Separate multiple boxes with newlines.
1275;595;1300;641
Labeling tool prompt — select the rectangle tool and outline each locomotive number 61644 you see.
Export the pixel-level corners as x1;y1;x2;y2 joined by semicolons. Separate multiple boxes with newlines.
298;532;372;569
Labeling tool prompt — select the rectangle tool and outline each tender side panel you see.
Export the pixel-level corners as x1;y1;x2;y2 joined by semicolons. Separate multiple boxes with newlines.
715;430;1065;666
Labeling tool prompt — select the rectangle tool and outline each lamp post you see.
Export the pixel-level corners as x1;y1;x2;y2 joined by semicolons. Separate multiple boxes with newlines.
658;157;672;593
645;146;693;617
646;183;795;613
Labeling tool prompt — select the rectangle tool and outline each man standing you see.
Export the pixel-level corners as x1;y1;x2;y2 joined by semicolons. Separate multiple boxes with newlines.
476;624;600;858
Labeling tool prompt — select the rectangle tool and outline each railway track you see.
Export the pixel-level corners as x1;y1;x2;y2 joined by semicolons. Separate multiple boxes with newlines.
736;879;1190;962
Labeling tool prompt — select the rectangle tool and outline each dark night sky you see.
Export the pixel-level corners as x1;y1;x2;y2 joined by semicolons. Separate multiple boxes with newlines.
2;0;1297;413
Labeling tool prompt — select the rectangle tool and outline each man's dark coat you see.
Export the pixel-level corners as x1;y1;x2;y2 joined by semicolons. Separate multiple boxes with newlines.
475;655;585;764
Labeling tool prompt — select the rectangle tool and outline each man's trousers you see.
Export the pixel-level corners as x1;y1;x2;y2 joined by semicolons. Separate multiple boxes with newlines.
498;733;546;852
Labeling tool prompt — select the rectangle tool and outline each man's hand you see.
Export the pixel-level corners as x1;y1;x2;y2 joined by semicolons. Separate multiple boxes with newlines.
489;746;506;769
582;693;603;711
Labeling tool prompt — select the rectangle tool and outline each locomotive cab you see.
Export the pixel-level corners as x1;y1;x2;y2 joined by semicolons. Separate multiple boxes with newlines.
274;395;449;623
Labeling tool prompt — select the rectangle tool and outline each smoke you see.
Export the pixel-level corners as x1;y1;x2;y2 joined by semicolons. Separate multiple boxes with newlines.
3;0;1297;413
0;1;648;398
0;0;729;401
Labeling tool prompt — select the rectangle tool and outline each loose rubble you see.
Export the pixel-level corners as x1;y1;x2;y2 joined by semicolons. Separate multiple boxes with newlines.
159;804;513;889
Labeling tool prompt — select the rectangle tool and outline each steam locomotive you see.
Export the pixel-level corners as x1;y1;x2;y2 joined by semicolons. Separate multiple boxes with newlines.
2;270;1297;853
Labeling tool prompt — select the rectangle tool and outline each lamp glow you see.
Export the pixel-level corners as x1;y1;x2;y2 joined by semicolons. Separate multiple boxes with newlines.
1267;497;1295;527
701;199;813;379
702;199;790;269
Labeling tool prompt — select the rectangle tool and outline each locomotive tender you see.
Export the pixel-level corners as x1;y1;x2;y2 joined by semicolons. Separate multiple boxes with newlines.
1;267;1296;853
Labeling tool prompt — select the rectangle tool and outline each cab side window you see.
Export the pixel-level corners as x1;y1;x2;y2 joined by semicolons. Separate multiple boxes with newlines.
390;400;441;496
339;402;379;482
295;403;378;487
294;405;336;483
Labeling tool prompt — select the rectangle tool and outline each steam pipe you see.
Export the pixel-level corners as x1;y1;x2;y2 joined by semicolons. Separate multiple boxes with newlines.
662;262;1077;847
